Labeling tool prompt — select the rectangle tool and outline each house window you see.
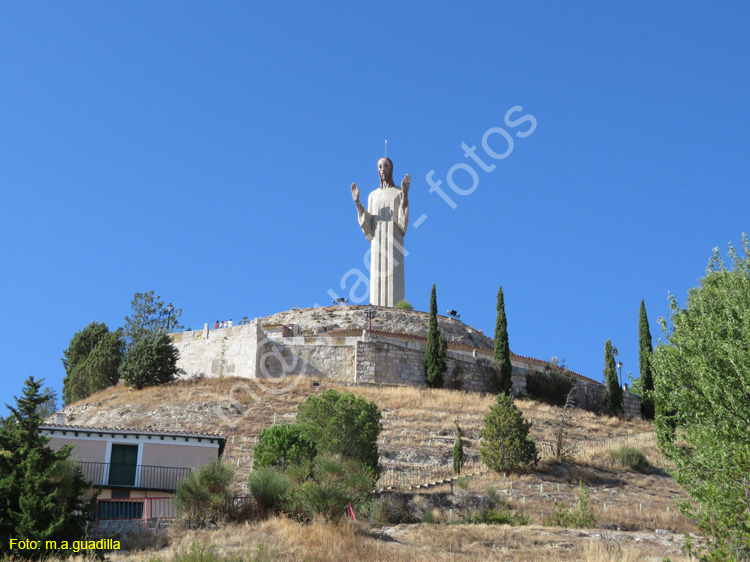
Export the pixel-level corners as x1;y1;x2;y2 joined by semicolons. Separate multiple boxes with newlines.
108;444;138;486
97;499;143;520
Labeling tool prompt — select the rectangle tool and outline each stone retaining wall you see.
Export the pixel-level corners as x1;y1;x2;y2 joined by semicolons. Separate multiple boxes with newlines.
170;319;641;418
171;322;259;379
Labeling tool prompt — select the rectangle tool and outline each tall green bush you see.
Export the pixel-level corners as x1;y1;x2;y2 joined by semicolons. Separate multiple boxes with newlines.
424;284;447;388
638;300;655;419
295;389;382;474
493;286;513;395
453;423;465;475
480;393;539;473
602;339;623;414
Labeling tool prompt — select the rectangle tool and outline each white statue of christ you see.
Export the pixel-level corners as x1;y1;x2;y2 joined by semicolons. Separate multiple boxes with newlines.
351;157;410;307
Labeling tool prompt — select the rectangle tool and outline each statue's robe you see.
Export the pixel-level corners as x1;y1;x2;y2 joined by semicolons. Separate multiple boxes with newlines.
357;186;409;307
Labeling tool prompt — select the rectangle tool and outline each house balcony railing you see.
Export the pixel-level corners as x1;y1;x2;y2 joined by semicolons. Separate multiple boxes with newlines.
77;462;192;492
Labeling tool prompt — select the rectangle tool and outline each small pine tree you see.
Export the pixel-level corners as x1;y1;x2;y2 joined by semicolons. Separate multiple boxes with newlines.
603;339;623;414
493;286;513;394
254;423;317;469
120;331;179;390
638;300;655;419
480;393;539;473
424;284;447;388
453;423;466;475
0;377;96;558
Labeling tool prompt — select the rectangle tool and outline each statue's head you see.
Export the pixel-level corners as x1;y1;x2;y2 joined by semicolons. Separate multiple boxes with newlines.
377;157;394;187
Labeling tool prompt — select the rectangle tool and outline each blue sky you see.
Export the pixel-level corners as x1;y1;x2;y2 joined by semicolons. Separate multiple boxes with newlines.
2;2;749;414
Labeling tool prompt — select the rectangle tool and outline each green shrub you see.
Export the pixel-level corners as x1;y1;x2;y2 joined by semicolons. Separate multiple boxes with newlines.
395;299;414;310
295;389;382;474
480;393;539;474
254;424;317;470
248;469;290;517
610;446;651;473
543;482;598;528
294;456;375;521
524;367;575;406
175;460;236;527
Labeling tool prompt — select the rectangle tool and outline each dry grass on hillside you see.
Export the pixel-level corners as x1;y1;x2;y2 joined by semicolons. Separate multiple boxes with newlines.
60;378;702;561
92;518;695;562
65;376;652;473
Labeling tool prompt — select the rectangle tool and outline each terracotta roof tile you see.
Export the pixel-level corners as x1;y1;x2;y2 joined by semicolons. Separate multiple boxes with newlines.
40;424;226;440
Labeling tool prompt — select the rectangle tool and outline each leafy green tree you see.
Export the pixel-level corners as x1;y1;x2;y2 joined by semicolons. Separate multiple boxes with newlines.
0;377;96;559
119;331;179;390
62;322;125;405
653;236;750;560
424;284;447;388
123;290;183;348
453;423;465;475
602;339;623;415
295;389;382;475
254;424;317;469
480;393;539;473
638;300;655;419
493;286;513;394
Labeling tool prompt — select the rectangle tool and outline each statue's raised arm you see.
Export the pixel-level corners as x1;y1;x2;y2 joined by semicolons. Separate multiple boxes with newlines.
401;173;410;207
352;181;374;243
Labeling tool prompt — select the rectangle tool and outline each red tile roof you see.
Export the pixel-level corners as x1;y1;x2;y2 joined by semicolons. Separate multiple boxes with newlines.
40;424;226;440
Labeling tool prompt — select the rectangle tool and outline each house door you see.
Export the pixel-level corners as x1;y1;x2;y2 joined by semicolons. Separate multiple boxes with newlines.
108;444;138;487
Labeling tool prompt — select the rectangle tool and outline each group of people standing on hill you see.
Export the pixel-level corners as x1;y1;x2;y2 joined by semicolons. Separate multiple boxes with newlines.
214;319;233;329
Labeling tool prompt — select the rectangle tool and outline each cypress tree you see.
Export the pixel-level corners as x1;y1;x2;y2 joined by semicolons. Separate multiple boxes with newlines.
453;422;465;475
424;284;446;388
603;339;623;414
493;286;513;394
638;300;655;419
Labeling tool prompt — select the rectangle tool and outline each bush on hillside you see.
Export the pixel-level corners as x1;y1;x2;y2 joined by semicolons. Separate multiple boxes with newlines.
395;299;414;310
292;456;375;521
523;363;575;406
254;423;317;470
610;446;651;473
247;468;290;517
480;393;539;474
174;460;236;527
543;482;598;528
295;389;382;475
120;331;179;390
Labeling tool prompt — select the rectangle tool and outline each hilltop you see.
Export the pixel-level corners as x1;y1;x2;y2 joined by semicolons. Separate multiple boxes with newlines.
59;377;699;561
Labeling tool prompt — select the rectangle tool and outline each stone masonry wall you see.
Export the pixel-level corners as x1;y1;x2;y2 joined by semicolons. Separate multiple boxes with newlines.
355;334;532;394
256;336;357;381
171;322;260;379
171;317;641;418
573;381;641;418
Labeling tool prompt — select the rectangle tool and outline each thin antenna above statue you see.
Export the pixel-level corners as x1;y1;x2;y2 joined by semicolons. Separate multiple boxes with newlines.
384;140;387;157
